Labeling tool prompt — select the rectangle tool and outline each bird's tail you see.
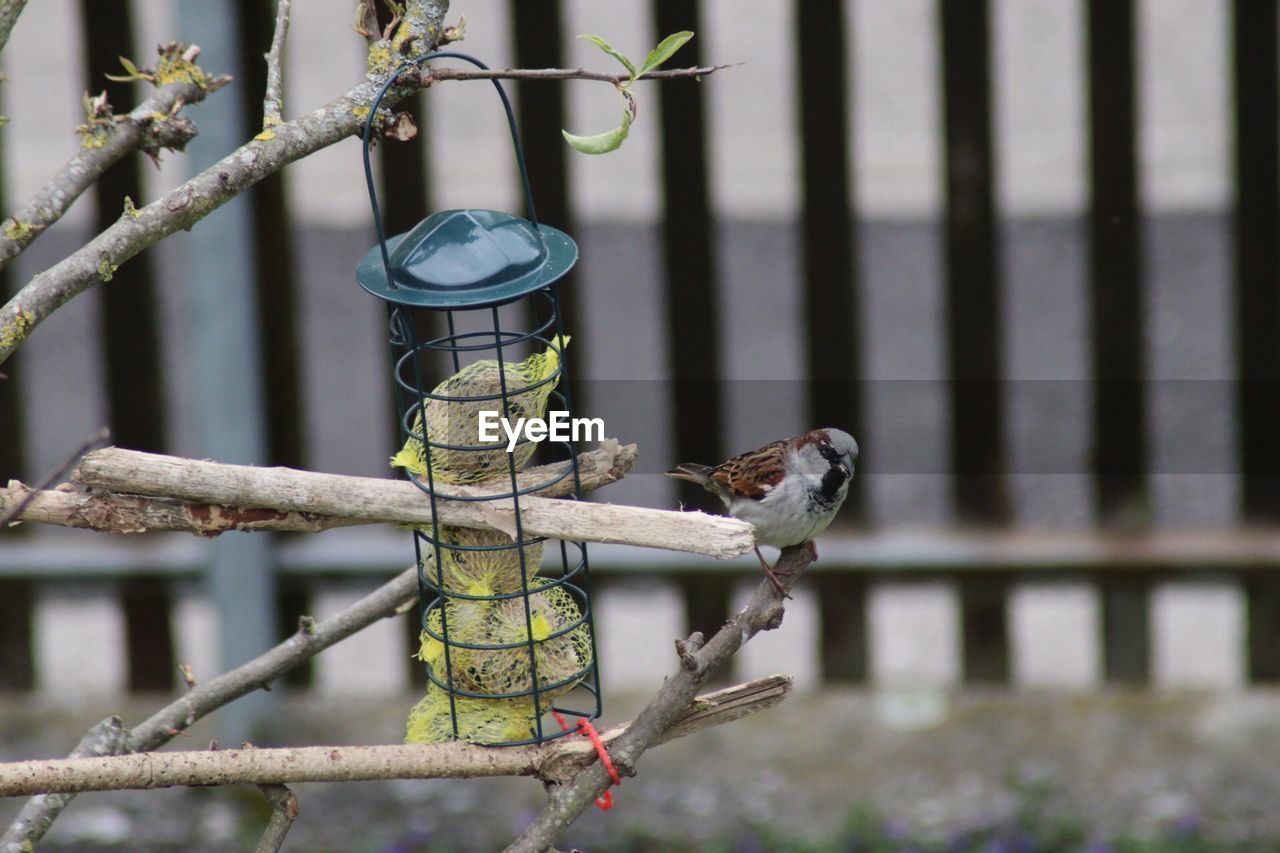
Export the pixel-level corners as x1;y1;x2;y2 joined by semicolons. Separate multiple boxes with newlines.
665;462;715;486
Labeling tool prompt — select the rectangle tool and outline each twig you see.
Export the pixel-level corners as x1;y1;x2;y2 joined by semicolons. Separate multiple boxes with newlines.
0;676;791;796
507;543;816;853
65;446;754;558
0;426;109;529
0;563;419;849
421;63;735;85
254;783;299;853
0;0;452;367
2;441;637;536
0;0;27;58
0;716;128;852
261;0;291;128
0;63;222;268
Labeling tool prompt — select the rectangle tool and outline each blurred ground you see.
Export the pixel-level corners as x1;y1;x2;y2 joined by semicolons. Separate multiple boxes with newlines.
5;687;1280;851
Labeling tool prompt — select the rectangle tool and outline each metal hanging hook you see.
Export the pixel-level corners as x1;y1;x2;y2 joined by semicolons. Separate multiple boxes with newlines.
360;51;540;290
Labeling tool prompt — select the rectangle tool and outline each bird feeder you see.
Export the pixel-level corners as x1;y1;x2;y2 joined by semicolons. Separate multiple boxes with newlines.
356;52;601;746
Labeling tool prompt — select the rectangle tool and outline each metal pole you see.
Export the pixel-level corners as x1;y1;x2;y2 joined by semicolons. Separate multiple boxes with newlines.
174;0;275;744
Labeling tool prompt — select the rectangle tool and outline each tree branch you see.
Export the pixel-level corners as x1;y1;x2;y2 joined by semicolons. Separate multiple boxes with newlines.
0;716;128;852
0;0;452;367
506;543;817;853
0;426;108;529
261;0;291;128
254;783;299;853
1;561;419;850
421;63;735;85
59;446;753;557
2;441;638;536
0;61;222;269
0;0;26;58
0;676;791;796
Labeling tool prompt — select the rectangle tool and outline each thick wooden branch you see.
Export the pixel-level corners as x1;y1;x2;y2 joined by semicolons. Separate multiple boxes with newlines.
0;65;222;268
0;0;451;367
507;543;817;853
0;676;790;796
3;441;637;535
67;446;754;558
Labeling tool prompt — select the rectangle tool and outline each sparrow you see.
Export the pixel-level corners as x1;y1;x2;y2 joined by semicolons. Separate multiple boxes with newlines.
666;428;858;594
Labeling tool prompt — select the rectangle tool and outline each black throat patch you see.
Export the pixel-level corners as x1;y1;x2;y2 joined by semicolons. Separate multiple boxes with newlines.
809;464;848;511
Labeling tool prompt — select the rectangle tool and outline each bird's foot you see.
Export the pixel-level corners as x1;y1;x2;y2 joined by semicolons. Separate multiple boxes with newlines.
754;546;793;599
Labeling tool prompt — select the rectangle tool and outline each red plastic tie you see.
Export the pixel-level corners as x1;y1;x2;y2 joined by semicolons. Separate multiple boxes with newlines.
552;712;619;811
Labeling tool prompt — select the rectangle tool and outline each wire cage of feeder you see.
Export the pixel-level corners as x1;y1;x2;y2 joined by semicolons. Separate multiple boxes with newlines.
355;51;602;747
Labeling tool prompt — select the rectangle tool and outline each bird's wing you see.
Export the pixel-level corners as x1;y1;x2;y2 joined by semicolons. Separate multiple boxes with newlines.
708;439;788;499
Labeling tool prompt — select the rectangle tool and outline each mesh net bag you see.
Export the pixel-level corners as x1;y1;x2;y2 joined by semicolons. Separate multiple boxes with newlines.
390;335;569;484
405;683;542;745
419;525;545;596
414;584;592;699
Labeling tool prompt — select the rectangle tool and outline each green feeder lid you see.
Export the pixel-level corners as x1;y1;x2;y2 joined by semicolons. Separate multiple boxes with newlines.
356;209;577;309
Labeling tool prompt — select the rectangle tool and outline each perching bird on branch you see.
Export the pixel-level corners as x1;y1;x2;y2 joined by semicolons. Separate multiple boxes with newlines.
666;428;858;593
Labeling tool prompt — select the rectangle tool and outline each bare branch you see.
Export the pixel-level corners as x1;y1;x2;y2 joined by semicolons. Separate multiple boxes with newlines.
422;63;735;86
64;446;753;557
262;0;292;128
3;442;637;536
0;68;218;269
0;676;791;796
0;716;128;851
507;543;816;853
0;564;416;848
255;783;299;853
0;0;27;58
0;426;108;529
0;0;452;367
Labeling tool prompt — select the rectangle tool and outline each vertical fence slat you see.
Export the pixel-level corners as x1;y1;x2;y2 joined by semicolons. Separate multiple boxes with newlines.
653;0;722;511
681;574;732;657
940;0;1008;524
796;0;863;519
960;576;1009;683
653;0;731;642
1101;578;1149;682
1088;0;1150;682
277;580;314;688
1087;0;1147;522
122;578;175;690
1231;2;1280;683
511;0;579;394
817;574;867;682
235;0;305;470
1233;0;1280;516
0;580;34;690
80;0;175;693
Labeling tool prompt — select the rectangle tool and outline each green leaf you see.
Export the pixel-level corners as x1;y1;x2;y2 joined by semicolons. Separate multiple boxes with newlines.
640;31;694;76
577;34;636;79
104;56;146;83
562;108;632;155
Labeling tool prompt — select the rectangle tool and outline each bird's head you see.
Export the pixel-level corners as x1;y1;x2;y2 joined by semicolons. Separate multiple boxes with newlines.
808;427;858;478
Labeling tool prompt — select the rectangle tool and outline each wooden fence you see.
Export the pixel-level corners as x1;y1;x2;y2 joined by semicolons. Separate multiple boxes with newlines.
1;0;1278;696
